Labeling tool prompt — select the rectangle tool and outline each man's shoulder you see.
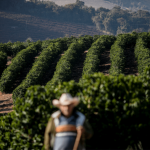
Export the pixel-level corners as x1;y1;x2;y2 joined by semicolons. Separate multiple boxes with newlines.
75;111;86;126
76;111;85;118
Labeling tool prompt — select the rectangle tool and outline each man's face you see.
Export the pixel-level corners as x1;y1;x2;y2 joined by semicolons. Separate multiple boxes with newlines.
59;103;74;118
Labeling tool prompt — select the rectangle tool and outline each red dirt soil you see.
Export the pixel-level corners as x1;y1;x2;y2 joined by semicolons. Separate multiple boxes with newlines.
71;50;88;82
124;47;139;76
40;53;63;86
98;50;111;75
0;92;13;114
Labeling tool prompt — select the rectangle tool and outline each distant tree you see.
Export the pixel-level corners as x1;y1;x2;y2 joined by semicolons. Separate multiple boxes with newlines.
116;24;127;35
96;7;109;14
92;16;105;31
117;17;126;26
132;28;144;33
76;0;84;8
65;34;70;38
25;37;33;43
103;17;117;34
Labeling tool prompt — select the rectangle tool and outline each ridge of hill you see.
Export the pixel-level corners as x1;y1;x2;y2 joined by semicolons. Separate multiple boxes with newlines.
1;0;150;42
36;0;150;12
36;0;116;10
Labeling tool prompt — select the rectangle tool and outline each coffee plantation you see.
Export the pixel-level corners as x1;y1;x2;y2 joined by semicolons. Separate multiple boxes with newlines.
1;32;150;149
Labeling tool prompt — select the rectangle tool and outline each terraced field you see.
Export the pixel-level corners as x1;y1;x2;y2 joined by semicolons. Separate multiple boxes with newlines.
1;32;150;114
0;11;103;43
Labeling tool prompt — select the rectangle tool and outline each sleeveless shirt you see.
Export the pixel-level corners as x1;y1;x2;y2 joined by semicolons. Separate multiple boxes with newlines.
53;111;85;150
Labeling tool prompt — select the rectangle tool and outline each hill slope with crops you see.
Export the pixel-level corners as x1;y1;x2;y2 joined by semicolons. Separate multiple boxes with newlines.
1;32;150;113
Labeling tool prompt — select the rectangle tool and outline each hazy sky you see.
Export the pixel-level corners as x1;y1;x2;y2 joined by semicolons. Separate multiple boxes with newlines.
36;0;116;10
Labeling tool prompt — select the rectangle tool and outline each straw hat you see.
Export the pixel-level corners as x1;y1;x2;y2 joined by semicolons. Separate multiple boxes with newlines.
52;93;79;107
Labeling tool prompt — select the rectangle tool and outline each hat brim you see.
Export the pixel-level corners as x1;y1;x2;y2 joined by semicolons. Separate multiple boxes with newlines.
52;98;79;108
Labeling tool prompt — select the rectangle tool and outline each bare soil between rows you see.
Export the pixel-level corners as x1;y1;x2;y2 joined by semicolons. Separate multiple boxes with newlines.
71;50;88;82
98;50;111;75
40;53;63;86
124;47;138;76
0;92;13;114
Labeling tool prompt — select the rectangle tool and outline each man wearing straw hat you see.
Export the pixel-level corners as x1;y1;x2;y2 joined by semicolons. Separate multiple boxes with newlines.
44;93;93;150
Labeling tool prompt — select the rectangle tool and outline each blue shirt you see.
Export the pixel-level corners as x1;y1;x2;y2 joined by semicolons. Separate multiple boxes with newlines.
53;111;85;150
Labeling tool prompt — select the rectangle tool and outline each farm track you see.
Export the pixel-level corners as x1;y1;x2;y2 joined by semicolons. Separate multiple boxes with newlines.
98;50;111;75
0;11;102;43
71;50;88;82
124;47;138;76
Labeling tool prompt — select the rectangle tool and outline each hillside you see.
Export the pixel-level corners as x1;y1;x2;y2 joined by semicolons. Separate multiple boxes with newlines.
0;11;103;43
0;33;146;114
1;0;150;41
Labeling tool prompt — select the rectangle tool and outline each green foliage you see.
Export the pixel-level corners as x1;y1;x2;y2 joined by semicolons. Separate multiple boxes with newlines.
134;32;150;75
46;36;93;87
1;73;150;149
109;41;125;75
93;35;101;42
0;42;13;56
0;111;15;150
12;41;66;103
109;33;137;75
116;33;137;49
81;35;116;81
0;51;7;75
41;37;77;51
0;42;42;93
80;73;150;149
11;86;52;150
0;41;29;57
11;41;27;57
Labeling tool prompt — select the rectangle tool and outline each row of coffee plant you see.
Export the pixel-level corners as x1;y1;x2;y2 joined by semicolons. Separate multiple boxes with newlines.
1;72;150;149
80;35;116;82
0;41;36;76
41;36;77;50
46;35;93;87
0;51;7;76
12;39;68;102
0;42;14;56
109;33;137;76
0;41;42;93
0;37;77;58
134;32;150;75
0;41;31;57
